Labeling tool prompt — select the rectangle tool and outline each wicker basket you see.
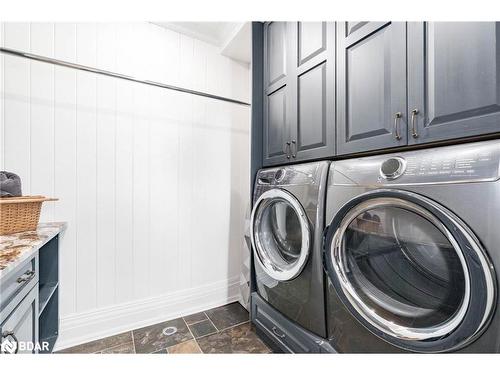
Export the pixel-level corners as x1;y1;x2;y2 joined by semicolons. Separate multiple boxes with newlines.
0;196;58;235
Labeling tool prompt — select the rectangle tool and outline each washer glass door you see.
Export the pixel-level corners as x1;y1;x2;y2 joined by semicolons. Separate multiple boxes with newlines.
251;189;311;281
339;202;468;330
325;191;495;352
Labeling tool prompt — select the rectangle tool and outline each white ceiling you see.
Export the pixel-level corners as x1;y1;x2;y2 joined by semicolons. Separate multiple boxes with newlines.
152;22;251;64
220;23;251;65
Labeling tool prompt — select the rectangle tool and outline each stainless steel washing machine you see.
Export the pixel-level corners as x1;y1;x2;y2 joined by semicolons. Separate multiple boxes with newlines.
251;161;330;338
323;140;499;353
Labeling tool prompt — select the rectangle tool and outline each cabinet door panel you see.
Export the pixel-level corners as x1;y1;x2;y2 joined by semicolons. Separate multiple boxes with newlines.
264;86;289;163
0;285;38;354
337;22;407;155
291;22;335;161
298;22;327;66
266;22;287;88
297;63;327;151
345;22;369;37
408;22;500;144
263;21;335;165
263;22;291;166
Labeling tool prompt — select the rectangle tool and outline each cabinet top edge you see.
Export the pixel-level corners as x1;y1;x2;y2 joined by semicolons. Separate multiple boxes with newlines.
0;222;66;280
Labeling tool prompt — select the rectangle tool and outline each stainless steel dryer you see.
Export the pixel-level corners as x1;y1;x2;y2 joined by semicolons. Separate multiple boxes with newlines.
323;140;499;353
251;161;330;339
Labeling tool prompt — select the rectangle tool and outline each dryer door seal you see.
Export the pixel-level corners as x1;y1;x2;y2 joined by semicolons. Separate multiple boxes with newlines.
323;189;496;353
251;188;311;281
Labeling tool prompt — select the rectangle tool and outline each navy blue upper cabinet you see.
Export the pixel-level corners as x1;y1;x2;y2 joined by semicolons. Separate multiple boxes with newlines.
259;22;500;162
291;22;335;162
407;22;500;144
263;22;335;166
336;22;407;155
263;22;291;166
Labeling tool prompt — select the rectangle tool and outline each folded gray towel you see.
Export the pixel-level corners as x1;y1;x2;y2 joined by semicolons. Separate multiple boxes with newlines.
0;171;22;197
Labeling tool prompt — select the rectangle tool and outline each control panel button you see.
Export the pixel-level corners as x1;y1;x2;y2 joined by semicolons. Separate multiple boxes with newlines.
380;157;406;180
274;169;286;182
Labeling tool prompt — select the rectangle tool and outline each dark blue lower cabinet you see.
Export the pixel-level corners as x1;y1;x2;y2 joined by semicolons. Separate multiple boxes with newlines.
0;285;39;354
0;235;59;354
38;235;60;354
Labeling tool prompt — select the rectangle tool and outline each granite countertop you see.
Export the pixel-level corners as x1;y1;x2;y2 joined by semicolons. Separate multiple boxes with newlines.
0;222;67;279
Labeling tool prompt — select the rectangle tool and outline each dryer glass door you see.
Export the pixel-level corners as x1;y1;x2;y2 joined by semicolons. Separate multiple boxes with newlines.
324;190;495;352
337;203;467;329
251;189;311;281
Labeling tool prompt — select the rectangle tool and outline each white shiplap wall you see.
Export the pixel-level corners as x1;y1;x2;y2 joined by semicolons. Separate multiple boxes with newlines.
0;22;250;349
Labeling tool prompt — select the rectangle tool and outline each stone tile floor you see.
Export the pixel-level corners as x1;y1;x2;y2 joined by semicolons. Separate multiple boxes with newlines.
57;302;272;354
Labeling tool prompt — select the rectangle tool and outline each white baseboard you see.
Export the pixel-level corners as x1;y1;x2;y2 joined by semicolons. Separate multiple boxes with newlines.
55;276;241;351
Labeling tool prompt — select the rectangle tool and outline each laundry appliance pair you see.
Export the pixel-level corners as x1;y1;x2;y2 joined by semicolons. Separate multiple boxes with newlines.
250;140;500;353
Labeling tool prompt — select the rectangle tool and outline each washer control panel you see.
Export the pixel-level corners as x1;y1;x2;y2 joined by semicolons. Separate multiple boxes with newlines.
254;162;328;203
332;140;500;186
256;165;318;186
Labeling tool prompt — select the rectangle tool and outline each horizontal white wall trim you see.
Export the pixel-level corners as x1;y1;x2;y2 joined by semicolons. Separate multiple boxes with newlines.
55;276;241;351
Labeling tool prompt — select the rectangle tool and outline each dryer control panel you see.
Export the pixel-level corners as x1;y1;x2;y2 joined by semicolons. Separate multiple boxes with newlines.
332;140;500;186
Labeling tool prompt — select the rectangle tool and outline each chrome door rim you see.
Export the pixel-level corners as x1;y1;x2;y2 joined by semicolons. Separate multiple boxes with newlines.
329;191;495;343
250;189;311;281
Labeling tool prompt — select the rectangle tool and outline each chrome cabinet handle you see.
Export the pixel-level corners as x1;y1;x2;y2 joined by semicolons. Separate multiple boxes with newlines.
411;108;419;138
291;140;297;158
16;269;35;284
1;331;19;354
284;141;291;159
272;326;286;339
16;276;28;283
393;112;402;140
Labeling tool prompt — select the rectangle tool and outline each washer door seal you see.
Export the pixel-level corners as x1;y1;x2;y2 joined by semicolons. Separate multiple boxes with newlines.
323;189;496;353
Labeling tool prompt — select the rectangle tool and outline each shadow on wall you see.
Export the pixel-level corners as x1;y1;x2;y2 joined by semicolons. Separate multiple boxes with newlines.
227;103;251;310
